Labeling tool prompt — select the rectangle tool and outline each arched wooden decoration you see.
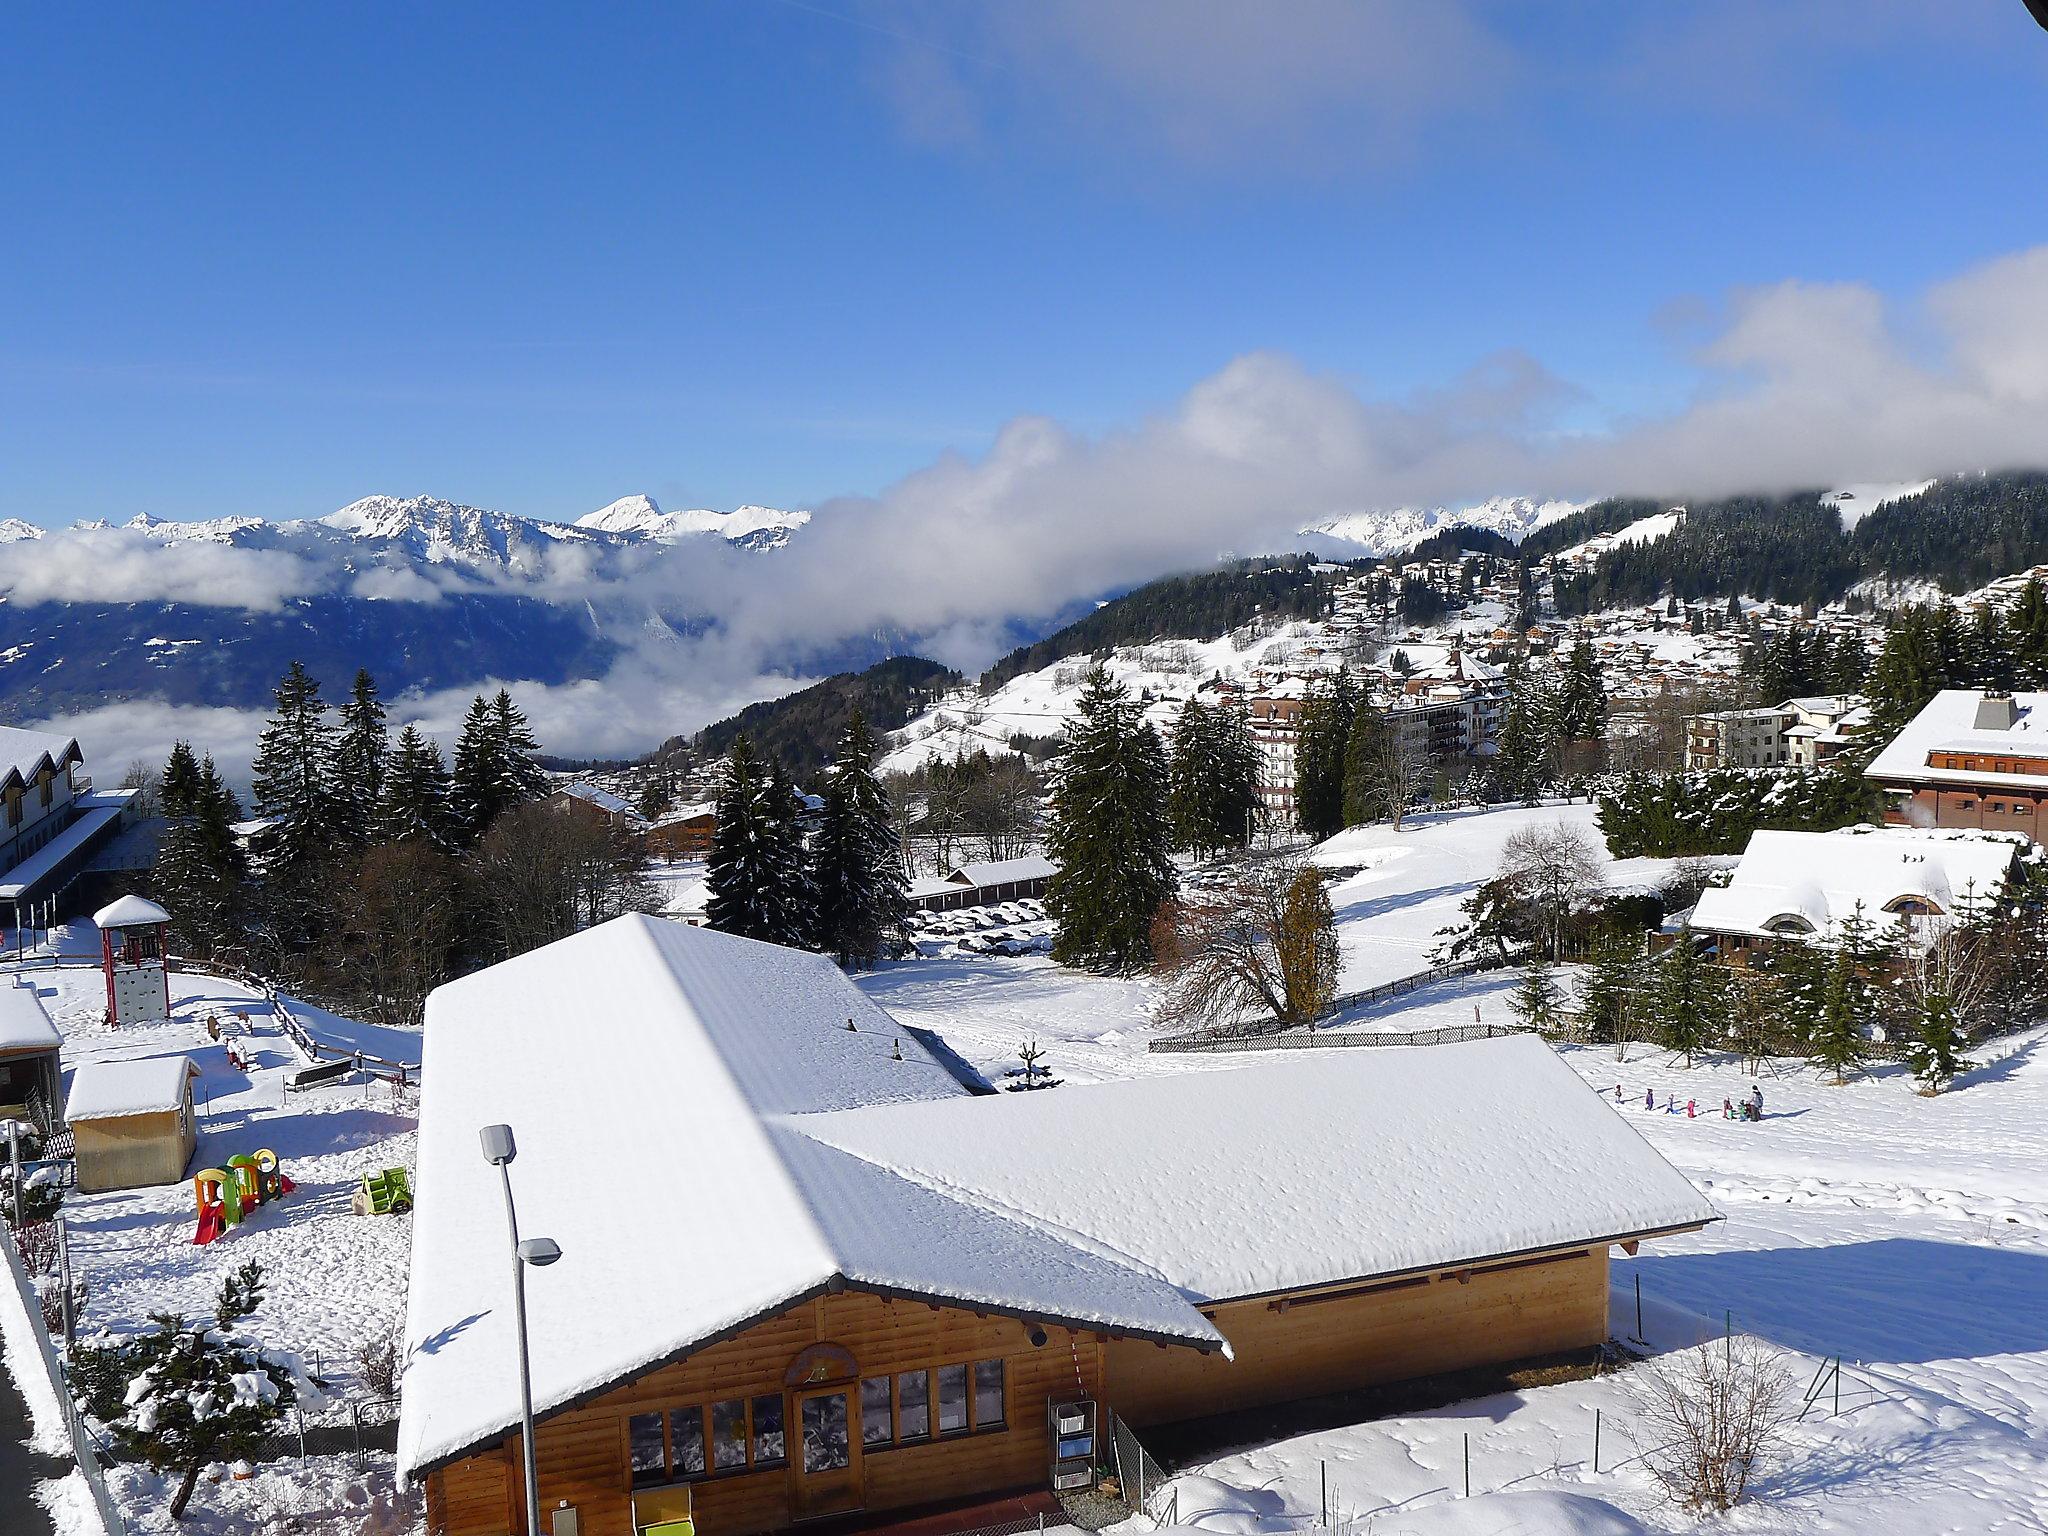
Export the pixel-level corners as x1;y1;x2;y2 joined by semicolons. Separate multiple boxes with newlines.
784;1342;858;1387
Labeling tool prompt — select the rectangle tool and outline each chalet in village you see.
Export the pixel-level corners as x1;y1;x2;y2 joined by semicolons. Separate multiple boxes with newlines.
399;915;1714;1536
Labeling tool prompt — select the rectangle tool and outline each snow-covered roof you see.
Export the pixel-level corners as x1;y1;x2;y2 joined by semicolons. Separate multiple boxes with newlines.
0;726;81;793
0;794;129;902
0;982;59;1055
1867;689;2048;789
801;1036;1715;1306
1689;826;2023;943
64;1055;193;1122
555;780;643;821
92;894;170;930
947;856;1057;888
653;800;716;826
400;915;1216;1478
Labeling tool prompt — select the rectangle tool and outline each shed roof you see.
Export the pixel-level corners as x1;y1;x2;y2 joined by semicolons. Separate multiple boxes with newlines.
64;1055;193;1122
948;856;1057;888
0;983;60;1055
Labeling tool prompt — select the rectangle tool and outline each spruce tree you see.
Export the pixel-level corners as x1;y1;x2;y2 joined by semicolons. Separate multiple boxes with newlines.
1809;948;1865;1085
247;662;343;954
1340;704;1389;828
1045;668;1176;974
1509;953;1565;1037
1905;989;1966;1095
1166;699;1219;856
449;695;498;840
812;709;909;969
490;689;551;804
705;739;815;946
334;669;389;836
1579;930;1644;1044
377;725;455;848
1655;929;1714;1066
1558;638;1608;741
1293;673;1356;841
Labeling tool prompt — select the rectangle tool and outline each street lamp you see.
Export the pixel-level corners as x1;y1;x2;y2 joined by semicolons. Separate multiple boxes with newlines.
481;1123;561;1536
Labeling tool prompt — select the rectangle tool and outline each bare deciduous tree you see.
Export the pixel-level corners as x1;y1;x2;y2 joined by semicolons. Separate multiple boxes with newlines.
1153;856;1339;1031
963;756;1039;861
1499;820;1606;959
1629;1334;1795;1513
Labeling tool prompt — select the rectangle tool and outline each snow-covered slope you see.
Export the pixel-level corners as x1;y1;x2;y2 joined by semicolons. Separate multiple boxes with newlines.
1550;507;1683;565
1301;496;1590;558
1826;480;1936;530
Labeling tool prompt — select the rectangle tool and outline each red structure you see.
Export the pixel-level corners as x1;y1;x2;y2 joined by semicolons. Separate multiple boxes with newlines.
93;894;172;1027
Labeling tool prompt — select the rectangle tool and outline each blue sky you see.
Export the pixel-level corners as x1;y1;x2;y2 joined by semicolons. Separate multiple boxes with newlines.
3;2;2045;526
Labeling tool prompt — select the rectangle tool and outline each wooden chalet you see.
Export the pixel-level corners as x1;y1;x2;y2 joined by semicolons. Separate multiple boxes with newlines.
401;917;1715;1536
1867;689;2048;844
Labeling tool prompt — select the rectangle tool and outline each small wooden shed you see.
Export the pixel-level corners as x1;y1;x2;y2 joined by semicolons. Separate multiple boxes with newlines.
0;981;61;1123
64;1055;198;1192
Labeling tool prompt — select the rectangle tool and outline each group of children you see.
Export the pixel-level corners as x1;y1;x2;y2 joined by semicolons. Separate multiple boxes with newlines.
1615;1082;1766;1122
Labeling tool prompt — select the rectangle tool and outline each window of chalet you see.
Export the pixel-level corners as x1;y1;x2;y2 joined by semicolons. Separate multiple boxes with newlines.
628;1395;786;1488
860;1360;1007;1450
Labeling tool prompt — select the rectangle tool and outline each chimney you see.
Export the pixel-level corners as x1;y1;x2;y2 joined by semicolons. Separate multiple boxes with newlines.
1975;691;2018;731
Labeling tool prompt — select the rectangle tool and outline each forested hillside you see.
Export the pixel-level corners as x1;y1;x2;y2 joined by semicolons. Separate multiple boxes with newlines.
980;556;1345;691
690;655;960;778
1547;472;2048;612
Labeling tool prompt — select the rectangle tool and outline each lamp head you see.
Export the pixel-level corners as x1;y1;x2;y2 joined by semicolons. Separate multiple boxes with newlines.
479;1123;517;1166
517;1236;563;1267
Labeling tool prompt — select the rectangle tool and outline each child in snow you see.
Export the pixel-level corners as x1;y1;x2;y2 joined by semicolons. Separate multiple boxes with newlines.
1723;1097;1735;1119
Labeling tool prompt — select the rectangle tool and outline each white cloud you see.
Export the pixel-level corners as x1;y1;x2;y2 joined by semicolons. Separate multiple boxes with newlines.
0;528;326;611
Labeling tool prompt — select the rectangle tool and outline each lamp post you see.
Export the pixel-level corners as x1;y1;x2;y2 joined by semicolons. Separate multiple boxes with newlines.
481;1123;562;1536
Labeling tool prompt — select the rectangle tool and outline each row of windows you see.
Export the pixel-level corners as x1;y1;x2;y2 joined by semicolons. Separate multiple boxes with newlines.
626;1360;1005;1490
630;1395;786;1487
860;1360;1004;1448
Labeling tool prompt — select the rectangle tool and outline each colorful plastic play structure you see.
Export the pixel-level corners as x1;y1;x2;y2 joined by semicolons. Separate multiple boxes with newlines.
352;1166;413;1216
192;1148;296;1245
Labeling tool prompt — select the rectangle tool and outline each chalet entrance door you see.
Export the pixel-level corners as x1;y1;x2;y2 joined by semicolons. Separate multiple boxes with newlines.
793;1385;864;1520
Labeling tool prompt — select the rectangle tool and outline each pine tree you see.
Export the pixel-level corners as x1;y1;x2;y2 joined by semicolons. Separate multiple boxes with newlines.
68;1263;317;1520
1579;930;1644;1044
705;739;815;946
247;662;343;954
1509;953;1565;1036
1904;989;1967;1094
490;689;551;804
1340;704;1389;828
334;669;389;839
812;709;909;969
1045;668;1176;974
448;695;498;840
1655;929;1714;1065
1293;673;1357;841
376;725;455;848
1558;638;1608;741
1166;699;1219;856
1809;947;1865;1084
1491;665;1554;804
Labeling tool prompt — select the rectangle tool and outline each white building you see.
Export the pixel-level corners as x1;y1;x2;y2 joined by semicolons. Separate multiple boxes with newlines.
0;728;139;930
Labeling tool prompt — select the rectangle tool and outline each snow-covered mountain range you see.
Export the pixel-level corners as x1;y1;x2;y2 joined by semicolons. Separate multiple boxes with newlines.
1298;496;1591;558
0;494;823;717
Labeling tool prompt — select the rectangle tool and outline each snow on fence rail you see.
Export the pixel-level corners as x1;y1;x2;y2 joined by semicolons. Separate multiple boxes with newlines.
0;1221;127;1536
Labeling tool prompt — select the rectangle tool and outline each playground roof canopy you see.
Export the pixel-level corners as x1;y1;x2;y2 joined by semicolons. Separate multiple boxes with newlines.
401;915;1713;1485
93;893;172;931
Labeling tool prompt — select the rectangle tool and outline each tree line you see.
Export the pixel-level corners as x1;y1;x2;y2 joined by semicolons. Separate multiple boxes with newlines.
1596;768;1876;859
151;663;655;1026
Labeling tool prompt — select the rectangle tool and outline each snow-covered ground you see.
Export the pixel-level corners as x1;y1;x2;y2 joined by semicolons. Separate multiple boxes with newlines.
5;964;419;1534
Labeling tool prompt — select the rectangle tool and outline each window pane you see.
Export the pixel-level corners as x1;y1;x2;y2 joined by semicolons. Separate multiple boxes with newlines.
802;1392;851;1473
973;1359;1005;1428
897;1370;929;1441
936;1364;969;1435
670;1407;705;1477
711;1399;748;1471
629;1413;666;1487
752;1395;786;1465
861;1377;893;1446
